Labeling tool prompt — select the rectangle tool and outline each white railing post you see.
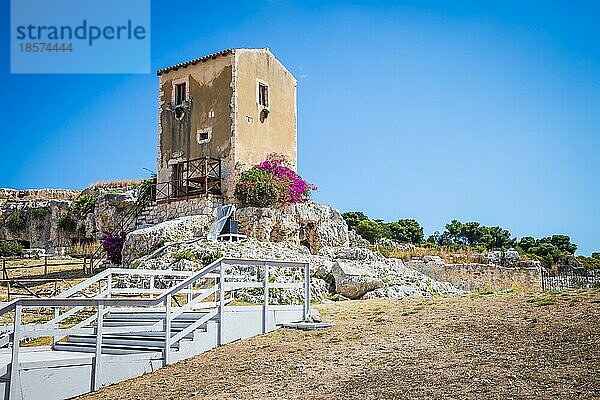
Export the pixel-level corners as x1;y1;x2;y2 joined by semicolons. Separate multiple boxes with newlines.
163;295;171;365
218;261;225;345
92;302;104;392
263;262;269;333
52;306;59;345
303;262;311;321
150;276;155;299
106;274;112;298
9;302;22;400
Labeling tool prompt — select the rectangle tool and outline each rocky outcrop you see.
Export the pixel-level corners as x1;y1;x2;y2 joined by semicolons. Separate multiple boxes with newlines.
236;202;349;254
0;188;79;201
331;261;383;299
122;215;211;264
124;217;465;301
0;198;72;249
0;186;147;253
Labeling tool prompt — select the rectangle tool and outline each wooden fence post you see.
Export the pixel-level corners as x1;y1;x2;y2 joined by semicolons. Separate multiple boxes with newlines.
44;256;48;276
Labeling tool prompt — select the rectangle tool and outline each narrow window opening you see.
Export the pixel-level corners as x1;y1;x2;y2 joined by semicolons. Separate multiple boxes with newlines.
175;83;187;105
258;82;269;107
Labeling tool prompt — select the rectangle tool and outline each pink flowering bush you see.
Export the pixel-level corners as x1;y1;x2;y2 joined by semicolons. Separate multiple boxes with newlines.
235;155;316;207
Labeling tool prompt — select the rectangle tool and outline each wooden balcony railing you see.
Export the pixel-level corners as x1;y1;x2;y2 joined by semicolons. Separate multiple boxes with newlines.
151;157;222;203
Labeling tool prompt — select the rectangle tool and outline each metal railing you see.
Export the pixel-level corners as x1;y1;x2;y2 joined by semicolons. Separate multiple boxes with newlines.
0;258;310;395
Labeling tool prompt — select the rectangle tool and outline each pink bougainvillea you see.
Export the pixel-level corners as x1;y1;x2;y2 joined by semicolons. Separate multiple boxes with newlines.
235;155;316;207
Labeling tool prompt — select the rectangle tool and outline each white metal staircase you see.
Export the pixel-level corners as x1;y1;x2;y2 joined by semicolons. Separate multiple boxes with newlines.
0;258;310;400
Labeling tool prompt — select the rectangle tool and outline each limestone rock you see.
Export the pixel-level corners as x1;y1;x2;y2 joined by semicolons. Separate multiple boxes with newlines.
504;250;521;266
331;261;383;300
487;251;502;265
236;202;349;254
122;215;210;264
348;229;370;247
306;308;322;323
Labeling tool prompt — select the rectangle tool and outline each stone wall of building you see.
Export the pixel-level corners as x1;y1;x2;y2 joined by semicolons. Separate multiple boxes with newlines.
137;196;223;228
406;259;543;292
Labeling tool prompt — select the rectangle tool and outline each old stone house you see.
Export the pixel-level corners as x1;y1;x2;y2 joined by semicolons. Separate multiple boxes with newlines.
0;48;299;251
155;48;298;203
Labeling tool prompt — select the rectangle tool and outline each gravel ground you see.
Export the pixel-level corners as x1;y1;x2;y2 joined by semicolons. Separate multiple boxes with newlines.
80;289;600;400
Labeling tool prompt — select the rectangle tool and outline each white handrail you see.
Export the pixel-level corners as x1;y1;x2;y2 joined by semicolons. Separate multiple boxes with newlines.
1;257;311;393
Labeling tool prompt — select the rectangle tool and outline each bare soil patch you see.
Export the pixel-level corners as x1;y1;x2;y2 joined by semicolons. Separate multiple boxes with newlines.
81;290;600;399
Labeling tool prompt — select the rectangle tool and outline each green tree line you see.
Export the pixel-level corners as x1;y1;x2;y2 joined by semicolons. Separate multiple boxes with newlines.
342;211;598;270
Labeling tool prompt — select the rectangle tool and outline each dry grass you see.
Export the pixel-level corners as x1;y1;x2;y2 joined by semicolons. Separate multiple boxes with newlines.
0;258;88;301
80;289;600;400
386;245;478;264
89;179;139;189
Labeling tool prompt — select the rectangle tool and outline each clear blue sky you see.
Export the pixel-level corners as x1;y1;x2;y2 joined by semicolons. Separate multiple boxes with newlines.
1;1;599;255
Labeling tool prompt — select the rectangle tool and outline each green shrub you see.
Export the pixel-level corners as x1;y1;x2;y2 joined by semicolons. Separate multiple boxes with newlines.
201;250;223;265
234;156;315;207
172;250;196;262
0;241;24;257
577;255;600;270
72;194;97;215
5;210;27;232
235;168;283;207
31;207;50;220
58;214;78;232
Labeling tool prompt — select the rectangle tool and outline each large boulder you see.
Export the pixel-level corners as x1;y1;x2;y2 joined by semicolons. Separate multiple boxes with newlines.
331;260;383;299
121;215;210;264
236;202;349;254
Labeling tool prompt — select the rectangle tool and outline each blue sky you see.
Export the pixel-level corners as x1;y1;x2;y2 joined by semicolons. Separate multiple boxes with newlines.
1;1;599;255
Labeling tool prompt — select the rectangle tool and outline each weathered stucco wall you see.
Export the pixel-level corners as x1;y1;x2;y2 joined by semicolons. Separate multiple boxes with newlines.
406;260;543;292
156;54;234;187
155;49;298;201
234;49;297;170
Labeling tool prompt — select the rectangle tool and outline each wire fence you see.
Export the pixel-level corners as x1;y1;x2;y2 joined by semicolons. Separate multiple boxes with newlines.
541;268;600;291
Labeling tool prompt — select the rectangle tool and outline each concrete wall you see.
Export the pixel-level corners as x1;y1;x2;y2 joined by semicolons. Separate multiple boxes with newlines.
406;260;543;292
234;49;297;170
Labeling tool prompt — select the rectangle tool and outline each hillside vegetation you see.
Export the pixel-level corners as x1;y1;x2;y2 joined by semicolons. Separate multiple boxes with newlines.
343;211;599;270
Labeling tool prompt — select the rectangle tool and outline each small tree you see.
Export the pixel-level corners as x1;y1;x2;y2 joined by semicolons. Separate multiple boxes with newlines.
356;220;384;244
341;211;369;231
388;219;424;244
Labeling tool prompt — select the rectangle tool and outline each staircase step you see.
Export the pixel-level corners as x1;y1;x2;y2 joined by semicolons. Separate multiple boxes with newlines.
105;311;211;320
67;334;172;348
53;341;164;355
102;317;199;325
